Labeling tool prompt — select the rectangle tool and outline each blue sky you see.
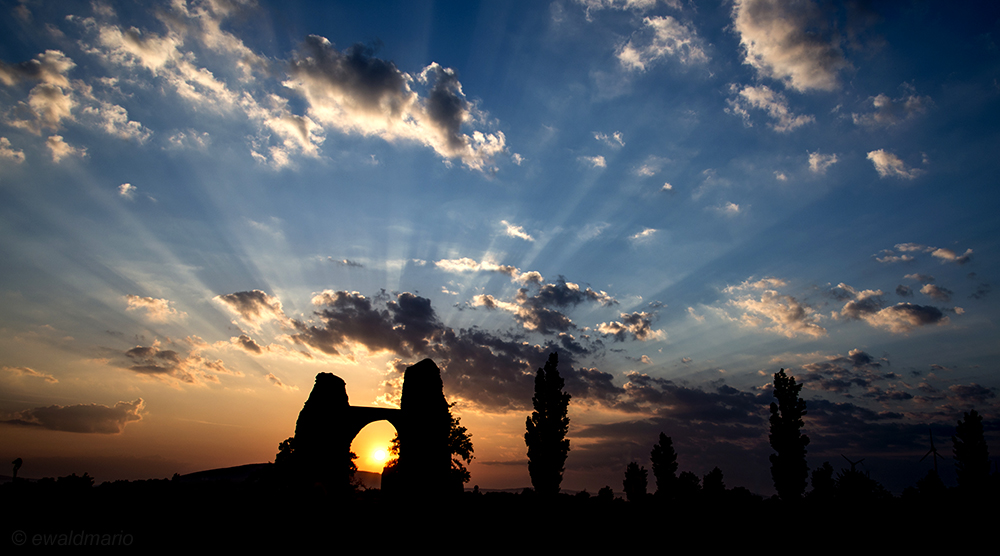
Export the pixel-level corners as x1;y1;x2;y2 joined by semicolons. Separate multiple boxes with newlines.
1;0;998;494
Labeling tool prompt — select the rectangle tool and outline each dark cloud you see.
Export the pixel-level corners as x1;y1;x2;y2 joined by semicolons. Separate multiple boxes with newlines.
970;283;991;300
895;285;913;297
797;349;888;396
835;284;952;333
334;258;363;268
947;383;997;407
116;340;241;384
234;334;263;354
214;290;287;328
920;284;953;302
596;312;663;341
2;399;144;434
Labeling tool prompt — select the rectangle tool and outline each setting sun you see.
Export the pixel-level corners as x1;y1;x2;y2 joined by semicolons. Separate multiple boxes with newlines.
372;449;387;463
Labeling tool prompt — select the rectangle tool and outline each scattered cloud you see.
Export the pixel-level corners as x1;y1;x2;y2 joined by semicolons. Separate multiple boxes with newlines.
731;0;850;92
727;84;814;132
594;131;624;147
920;284;953;302
852;91;932;128
265;373;298;391
833;283;953;333
501;220;535;242
867;149;924;179
618;16;707;71
597;312;664;341
46;135;86;162
2;365;58;383
0;137;25;163
287;39;506;172
118;183;136;198
2;399;144;434
125;295;187;322
808;151;838;174
661;183;673;191
214;290;290;330
580;155;607;168
630;228;657;241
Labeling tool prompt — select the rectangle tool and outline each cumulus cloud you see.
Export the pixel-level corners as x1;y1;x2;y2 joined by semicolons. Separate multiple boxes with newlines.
597;312;664;341
731;0;850;92
0;137;25;163
630;227;657;241
434;257;543;285
580;155;606;168
808;151;838;174
715;201;741;215
265;372;298;391
796;349;890;395
618;16;707;71
117;338;241;385
876;244;972;265
867;149;924;179
834;283;953;333
46;135;86;162
852;91;932;128
727;84;814;132
214;290;289;330
125;294;187;322
594;131;624;147
501;220;534;242
118;183;136;198
2;365;58;383
724;277;825;337
2;399;144;433
286;38;506;172
920;284;952;302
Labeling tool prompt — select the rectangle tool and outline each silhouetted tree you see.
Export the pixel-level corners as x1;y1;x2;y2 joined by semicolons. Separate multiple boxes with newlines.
914;469;946;501
809;461;835;501
676;471;701;501
446;403;475;484
623;462;648;502
597;485;614;503
650;432;678;497
834;467;891;502
769;369;809;501
953;409;989;492
703;467;725;496
525;352;571;496
384;402;474;485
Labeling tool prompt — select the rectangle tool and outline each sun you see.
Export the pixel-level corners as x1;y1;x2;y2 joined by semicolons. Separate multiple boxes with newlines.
372;449;387;463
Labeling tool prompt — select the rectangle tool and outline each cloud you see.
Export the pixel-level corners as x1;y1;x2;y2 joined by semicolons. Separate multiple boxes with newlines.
472;278;616;336
46;135;86;162
731;0;850;92
334;258;364;267
725;278;825;338
501;220;535;242
579;222;610;240
808;151;838;174
630;227;657;241
118;183;136;198
920;284;952;302
852;91;932;128
594;131;624;147
214;290;289;330
661;183;673;191
895;285;913;297
2;399;144;433
618;16;707;71
265;373;298;391
597;312;664;341
2;365;58;383
930;247;973;265
834;284;952;333
125;294;187;322
0;137;25;163
866;149;924;179
904;273;934;282
715;202;741;215
286;39;506;172
434;257;543;285
796;349;890;395
580;155;606;168
116;339;241;384
727;84;814;132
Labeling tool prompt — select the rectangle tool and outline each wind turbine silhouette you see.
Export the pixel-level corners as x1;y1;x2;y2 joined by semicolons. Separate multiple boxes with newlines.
919;427;946;474
842;454;865;472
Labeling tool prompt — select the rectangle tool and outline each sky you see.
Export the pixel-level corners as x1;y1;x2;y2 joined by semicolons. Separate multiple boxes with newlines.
1;0;998;495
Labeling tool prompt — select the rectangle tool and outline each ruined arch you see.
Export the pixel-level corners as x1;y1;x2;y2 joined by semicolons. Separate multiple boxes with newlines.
281;359;455;495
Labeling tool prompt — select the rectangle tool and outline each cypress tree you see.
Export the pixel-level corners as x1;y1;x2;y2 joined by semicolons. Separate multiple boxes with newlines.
525;352;571;496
